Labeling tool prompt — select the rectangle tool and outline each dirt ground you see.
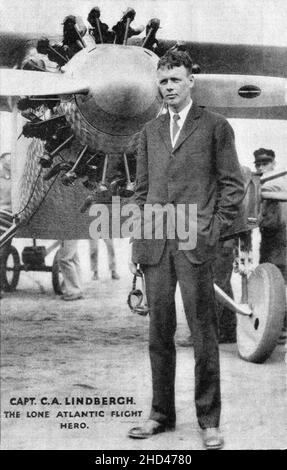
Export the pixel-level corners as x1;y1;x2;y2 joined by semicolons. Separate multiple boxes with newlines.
0;238;286;450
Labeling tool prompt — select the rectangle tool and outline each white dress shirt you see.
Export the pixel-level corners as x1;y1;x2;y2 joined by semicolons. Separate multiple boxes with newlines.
169;100;193;147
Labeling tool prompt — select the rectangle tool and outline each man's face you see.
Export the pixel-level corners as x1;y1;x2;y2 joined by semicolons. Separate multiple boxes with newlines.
254;156;275;175
157;65;194;112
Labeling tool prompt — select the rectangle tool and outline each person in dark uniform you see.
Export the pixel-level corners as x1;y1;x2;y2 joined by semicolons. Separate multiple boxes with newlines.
128;50;244;449
254;148;287;280
254;148;287;345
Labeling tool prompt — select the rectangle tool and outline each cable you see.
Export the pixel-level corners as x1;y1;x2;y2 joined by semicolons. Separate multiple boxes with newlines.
14;163;60;218
14;167;43;217
23;171;60;224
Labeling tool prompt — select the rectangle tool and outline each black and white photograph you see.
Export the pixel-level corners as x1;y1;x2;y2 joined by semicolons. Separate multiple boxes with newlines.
0;0;286;452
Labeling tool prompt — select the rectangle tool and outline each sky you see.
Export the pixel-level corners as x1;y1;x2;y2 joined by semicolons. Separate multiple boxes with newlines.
1;0;287;46
0;0;287;167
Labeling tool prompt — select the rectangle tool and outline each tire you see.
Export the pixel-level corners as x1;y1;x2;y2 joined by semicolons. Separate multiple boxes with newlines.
52;249;63;295
237;263;286;363
0;245;20;292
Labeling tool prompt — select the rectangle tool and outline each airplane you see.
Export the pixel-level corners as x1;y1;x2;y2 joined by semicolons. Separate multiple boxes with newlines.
0;4;287;363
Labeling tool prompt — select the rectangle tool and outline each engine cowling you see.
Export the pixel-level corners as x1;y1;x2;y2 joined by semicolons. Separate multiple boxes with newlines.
62;44;162;152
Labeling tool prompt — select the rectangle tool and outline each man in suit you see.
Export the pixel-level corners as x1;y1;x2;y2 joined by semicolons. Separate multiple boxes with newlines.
128;50;244;449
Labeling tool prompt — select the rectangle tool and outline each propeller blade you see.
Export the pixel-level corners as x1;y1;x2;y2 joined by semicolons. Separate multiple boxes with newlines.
193;74;287;108
0;69;89;97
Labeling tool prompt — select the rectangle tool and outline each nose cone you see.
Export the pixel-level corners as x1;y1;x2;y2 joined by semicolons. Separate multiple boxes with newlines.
92;46;158;117
66;45;161;135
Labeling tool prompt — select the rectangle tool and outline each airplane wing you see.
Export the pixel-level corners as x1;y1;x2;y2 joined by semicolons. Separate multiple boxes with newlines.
192;74;287;119
184;41;287;119
158;40;287;78
1;31;287;118
129;38;287;78
205;106;287;120
130;38;287;119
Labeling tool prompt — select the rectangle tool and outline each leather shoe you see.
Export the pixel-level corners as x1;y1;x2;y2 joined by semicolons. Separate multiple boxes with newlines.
202;427;224;450
128;419;174;439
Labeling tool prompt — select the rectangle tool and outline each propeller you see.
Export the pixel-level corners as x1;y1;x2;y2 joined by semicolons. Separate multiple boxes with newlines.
0;69;89;97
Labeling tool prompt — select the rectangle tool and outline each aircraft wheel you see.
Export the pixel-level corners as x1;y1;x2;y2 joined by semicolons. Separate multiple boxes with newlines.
237;263;286;363
52;249;63;295
0;245;20;292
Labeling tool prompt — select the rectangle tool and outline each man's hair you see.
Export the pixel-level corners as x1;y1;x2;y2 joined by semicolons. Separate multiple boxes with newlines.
253;148;275;159
157;50;193;74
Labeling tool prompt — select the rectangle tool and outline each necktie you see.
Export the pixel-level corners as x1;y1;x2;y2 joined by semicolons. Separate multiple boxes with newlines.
172;114;180;143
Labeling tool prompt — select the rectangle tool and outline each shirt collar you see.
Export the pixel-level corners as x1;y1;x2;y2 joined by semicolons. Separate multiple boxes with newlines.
169;99;193;126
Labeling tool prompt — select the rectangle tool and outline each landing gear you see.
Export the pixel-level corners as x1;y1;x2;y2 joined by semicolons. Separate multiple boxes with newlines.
237;263;286;363
0;240;63;295
215;230;286;363
0;245;21;292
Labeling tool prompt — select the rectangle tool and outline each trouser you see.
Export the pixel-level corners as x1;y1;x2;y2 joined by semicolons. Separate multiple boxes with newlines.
214;240;237;342
143;240;221;430
57;240;82;296
260;229;287;332
260;229;287;282
89;239;116;273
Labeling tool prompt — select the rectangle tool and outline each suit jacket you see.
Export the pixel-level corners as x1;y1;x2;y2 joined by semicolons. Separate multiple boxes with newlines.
132;104;245;265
